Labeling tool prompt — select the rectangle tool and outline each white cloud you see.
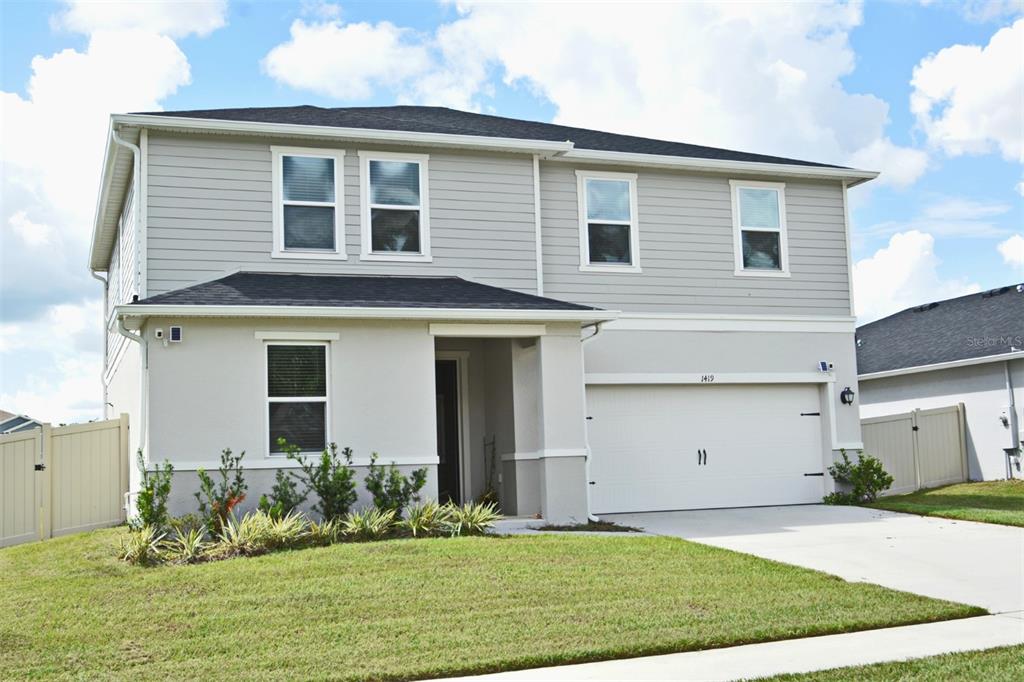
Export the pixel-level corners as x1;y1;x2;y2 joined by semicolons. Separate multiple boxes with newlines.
262;1;926;179
1016;180;1024;196
853;231;982;323
7;211;57;248
911;19;1024;161
858;197;1013;240
262;18;432;100
848;138;930;189
998;233;1024;270
56;0;227;38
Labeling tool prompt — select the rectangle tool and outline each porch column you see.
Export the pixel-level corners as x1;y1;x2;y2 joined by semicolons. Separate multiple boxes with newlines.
536;324;589;523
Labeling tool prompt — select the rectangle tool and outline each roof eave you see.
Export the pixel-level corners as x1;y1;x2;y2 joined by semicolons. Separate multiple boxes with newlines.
87;123;118;271
115;303;618;324
859;350;1024;380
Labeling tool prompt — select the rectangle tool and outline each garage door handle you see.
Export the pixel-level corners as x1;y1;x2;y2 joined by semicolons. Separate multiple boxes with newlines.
803;472;824;477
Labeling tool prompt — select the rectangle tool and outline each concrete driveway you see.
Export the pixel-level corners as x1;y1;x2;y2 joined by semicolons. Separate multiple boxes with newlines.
607;505;1024;614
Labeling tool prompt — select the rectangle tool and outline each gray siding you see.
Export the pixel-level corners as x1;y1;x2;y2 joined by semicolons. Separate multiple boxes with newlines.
145;133;539;296
540;162;852;315
144;132;853;316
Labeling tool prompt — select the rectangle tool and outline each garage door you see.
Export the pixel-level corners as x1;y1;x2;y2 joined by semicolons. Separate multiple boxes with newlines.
587;384;826;514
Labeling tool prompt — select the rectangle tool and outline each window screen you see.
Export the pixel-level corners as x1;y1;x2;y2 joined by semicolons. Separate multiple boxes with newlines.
267;344;327;453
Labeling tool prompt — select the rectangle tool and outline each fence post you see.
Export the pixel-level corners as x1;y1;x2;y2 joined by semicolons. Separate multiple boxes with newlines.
956;402;968;482
38;423;52;541
911;410;922;490
118;413;130;522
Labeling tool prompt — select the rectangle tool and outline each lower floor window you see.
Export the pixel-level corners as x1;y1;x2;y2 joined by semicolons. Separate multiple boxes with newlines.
267;343;327;453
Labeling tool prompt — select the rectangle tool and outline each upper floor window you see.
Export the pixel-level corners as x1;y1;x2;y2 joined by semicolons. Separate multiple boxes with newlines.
360;151;431;262
271;147;346;260
576;170;640;272
730;180;790;277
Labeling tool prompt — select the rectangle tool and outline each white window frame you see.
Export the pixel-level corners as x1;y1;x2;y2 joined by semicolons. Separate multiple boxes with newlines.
264;340;331;458
576;170;641;273
359;150;431;262
730;179;790;278
271;146;346;260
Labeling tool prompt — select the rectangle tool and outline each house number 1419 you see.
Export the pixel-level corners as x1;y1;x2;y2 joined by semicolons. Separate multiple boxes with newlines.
700;374;715;383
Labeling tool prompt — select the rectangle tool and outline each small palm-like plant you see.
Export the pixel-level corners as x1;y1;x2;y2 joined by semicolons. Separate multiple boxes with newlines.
400;500;452;538
215;512;271;557
444;501;501;537
341;507;397;541
120;526;165;566
264;511;309;551
163;527;209;564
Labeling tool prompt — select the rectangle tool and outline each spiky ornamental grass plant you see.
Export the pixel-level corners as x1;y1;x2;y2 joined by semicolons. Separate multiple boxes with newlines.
444;502;501;537
341;507;397;541
119;526;165;567
163;528;209;565
400;500;453;537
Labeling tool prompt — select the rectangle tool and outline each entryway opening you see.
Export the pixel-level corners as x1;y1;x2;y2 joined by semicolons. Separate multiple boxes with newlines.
435;358;461;504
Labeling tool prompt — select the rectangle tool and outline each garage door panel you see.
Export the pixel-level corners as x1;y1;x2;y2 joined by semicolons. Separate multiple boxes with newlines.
587;384;825;514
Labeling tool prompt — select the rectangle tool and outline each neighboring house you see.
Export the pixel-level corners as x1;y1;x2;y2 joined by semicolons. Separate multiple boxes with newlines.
857;285;1024;481
89;106;876;522
0;410;42;434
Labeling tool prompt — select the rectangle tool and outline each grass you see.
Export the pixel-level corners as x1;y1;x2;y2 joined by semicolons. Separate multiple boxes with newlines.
767;644;1024;680
868;480;1024;527
536;520;643;533
0;529;982;681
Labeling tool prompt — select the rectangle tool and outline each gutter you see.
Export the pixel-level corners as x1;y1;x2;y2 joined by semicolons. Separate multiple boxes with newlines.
115;303;617;324
859;351;1024;381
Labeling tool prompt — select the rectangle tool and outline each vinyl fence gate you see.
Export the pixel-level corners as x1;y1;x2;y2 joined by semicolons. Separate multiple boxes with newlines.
1;415;129;548
861;404;968;496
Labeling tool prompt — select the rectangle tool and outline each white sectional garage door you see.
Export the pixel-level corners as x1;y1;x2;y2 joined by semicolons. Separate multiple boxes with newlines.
587;384;826;514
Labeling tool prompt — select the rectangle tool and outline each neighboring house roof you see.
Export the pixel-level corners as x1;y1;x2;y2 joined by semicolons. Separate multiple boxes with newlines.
139;105;843;170
0;411;42;434
856;284;1024;377
130;272;601;314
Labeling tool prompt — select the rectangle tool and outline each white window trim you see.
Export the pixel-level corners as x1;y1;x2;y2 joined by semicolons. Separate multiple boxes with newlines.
359;150;432;262
730;179;790;278
576;170;641;273
271;146;346;260
264;340;331;458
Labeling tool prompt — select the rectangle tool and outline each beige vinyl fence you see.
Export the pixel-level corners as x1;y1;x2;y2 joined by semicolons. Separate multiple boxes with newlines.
861;404;968;496
1;415;129;548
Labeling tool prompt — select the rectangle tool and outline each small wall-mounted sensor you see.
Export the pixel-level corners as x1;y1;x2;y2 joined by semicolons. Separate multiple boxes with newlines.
169;326;183;343
154;328;164;340
817;361;834;372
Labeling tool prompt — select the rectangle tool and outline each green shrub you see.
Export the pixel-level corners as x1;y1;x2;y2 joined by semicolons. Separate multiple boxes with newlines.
263;512;309;551
341;507;397;541
132;450;173;532
195;448;247;534
307;517;343;546
119;526;165;566
214;512;269;558
257;469;307;519
168;513;205;536
163;527;209;565
282;439;358;521
364;453;429;514
400;500;452;537
444;501;501;536
824;449;894;504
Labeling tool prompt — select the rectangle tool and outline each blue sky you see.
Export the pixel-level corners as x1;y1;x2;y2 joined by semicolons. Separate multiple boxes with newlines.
1;0;1022;423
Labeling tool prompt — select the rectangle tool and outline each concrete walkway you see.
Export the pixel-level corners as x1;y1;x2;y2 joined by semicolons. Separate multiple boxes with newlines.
433;613;1024;681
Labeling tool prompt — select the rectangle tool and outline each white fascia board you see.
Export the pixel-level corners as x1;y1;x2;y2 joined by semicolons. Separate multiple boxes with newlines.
88;125;118;271
111;114;576;155
607;312;856;333
116;304;617;323
561;148;878;185
858;351;1024;381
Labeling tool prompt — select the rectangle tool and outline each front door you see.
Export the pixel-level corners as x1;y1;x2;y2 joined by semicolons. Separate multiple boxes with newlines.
435;359;461;504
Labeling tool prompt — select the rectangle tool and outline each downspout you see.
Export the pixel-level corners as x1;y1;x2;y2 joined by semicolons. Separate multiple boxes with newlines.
113;311;147;515
1005;361;1020;479
532;154;544;296
581;321;604;522
90;270;109;419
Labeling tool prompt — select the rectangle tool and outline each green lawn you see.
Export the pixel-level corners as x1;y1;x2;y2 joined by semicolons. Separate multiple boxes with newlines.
0;529;982;681
768;644;1024;680
868;480;1024;527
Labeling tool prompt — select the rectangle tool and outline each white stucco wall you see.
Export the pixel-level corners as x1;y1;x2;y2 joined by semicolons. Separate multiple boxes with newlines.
860;358;1024;481
105;342;143;495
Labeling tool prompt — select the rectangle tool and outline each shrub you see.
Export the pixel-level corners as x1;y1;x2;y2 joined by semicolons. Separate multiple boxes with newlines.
132;450;174;532
168;513;206;536
341;507;397;541
823;449;894;504
307;517;343;546
364;453;429;514
282;439;358;521
195;448;247;533
263;511;309;551
444;501;501;536
163;527;209;565
400;500;452;537
258;469;307;519
214;512;270;558
119;526;165;566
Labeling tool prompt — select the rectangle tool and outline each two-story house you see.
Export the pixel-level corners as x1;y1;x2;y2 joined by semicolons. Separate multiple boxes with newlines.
89;106;877;523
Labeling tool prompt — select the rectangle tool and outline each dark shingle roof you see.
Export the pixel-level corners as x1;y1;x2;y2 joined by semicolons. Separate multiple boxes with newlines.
856;284;1024;375
138;105;845;170
134;272;599;312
